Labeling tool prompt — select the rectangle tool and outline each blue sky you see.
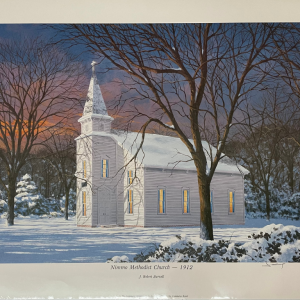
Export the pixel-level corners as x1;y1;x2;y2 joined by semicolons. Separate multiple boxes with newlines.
0;24;98;74
0;24;46;39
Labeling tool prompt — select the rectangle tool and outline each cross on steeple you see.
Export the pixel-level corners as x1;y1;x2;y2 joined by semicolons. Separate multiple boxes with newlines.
91;61;97;77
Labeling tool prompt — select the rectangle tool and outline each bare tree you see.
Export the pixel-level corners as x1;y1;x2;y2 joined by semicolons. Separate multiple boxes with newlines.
147;122;177;137
227;87;300;220
272;24;300;99
0;38;84;225
276;127;300;193
271;24;300;192
53;24;280;239
42;130;77;220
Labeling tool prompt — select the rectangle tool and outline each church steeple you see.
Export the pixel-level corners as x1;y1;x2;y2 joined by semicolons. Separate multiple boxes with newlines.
79;61;113;134
83;61;109;116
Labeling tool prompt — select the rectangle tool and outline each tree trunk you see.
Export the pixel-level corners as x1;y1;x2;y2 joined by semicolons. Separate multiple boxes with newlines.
45;169;49;198
7;175;16;226
288;162;294;193
192;151;214;240
198;176;213;240
265;190;270;221
64;187;69;220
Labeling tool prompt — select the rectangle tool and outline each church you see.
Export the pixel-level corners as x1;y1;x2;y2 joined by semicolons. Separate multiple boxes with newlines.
75;62;248;228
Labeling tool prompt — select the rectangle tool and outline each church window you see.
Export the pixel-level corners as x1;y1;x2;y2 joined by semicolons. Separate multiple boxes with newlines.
128;170;133;184
82;191;86;216
229;191;235;213
102;159;109;178
83;161;86;178
182;189;190;214
210;190;213;213
158;189;166;214
128;190;133;214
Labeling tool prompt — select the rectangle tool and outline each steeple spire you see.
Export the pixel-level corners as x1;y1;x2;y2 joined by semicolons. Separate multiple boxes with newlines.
83;62;108;116
79;61;113;135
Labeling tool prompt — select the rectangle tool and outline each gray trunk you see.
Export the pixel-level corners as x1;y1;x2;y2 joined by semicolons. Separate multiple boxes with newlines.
65;188;69;220
7;176;16;226
198;178;213;240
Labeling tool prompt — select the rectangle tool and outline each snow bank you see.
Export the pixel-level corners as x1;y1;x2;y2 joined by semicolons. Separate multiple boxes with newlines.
109;255;131;263
107;224;300;263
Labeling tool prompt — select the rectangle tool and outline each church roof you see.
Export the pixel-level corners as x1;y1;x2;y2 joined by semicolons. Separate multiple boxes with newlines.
79;62;247;175
83;62;108;116
107;131;249;175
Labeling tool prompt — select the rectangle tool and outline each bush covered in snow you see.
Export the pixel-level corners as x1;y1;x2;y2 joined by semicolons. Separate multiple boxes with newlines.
60;189;76;213
108;255;131;263
107;224;300;263
14;174;49;216
245;179;300;220
0;199;7;214
0;174;75;218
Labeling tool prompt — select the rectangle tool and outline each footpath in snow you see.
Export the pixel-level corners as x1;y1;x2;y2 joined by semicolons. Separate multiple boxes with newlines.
0;217;299;263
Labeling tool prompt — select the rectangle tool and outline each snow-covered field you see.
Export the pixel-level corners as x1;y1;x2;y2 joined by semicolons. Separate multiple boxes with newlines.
0;217;299;263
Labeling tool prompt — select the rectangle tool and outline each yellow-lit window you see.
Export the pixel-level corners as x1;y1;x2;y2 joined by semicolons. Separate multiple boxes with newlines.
229;191;235;213
210;191;213;213
102;159;108;178
128;190;133;214
158;189;165;214
183;189;190;214
83;161;86;178
82;191;86;216
128;170;133;185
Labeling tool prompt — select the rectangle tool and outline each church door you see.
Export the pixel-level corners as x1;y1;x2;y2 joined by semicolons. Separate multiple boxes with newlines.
98;188;111;226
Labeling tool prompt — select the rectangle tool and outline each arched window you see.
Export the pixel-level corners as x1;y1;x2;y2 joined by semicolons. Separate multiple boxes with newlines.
102;159;109;178
229;191;235;213
128;190;133;214
128;170;133;184
158;188;166;214
82;191;87;216
210;190;214;214
182;189;190;214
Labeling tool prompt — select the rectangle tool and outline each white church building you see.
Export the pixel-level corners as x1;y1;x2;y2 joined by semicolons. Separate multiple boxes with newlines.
75;63;248;228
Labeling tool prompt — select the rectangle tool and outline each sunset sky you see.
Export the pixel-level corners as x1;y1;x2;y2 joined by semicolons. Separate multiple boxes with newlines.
0;24;237;136
0;24;142;131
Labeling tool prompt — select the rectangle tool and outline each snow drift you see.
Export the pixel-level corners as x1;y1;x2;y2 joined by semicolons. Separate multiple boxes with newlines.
107;223;300;263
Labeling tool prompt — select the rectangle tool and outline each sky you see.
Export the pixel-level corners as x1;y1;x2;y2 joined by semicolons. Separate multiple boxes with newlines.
0;24;131;122
0;24;270;136
0;24;88;60
0;24;100;77
0;25;105;132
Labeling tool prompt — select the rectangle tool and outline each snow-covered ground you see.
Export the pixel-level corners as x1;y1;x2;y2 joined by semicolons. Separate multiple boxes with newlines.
0;217;299;263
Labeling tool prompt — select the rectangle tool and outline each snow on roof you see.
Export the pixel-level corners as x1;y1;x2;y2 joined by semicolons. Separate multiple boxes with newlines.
108;131;248;175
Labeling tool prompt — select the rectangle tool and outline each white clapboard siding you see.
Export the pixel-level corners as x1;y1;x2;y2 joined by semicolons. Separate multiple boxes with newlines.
91;135;118;227
116;146;145;227
144;168;245;227
76;131;245;228
116;143;125;226
76;138;93;227
122;167;145;227
210;172;245;225
144;168;200;227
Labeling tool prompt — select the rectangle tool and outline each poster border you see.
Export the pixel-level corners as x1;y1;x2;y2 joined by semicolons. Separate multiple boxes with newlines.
0;0;300;299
